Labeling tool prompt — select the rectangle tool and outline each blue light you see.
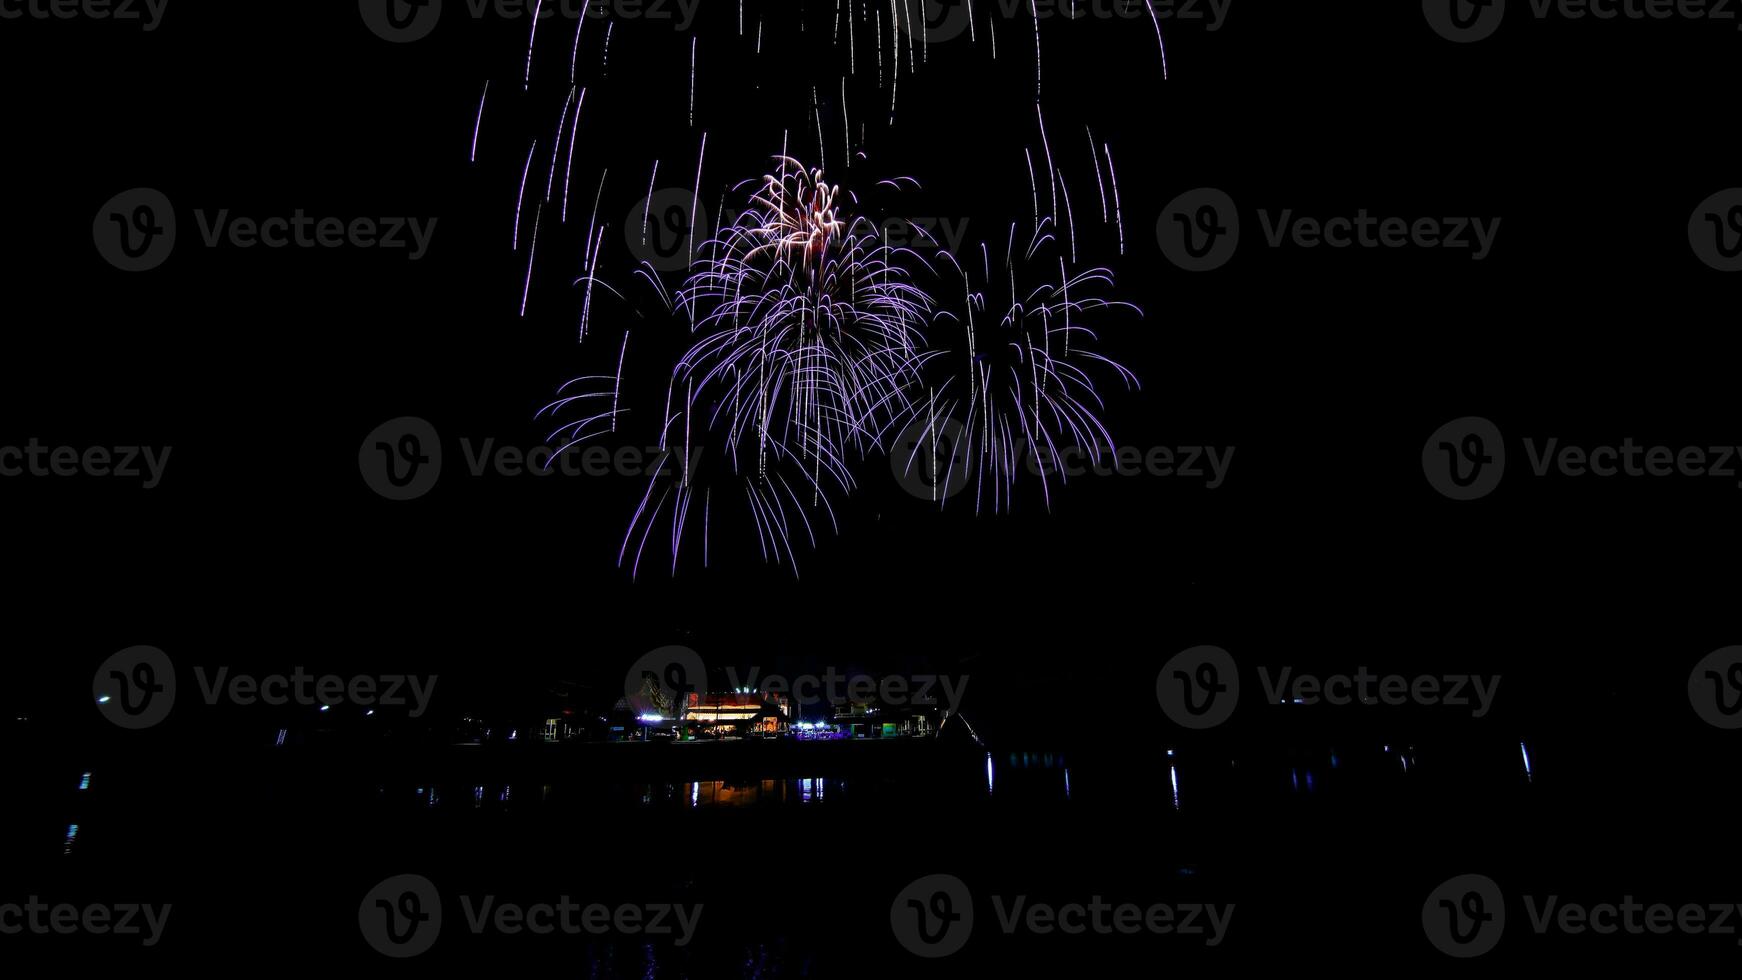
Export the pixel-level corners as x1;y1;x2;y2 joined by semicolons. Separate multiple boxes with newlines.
319;704;331;712
78;772;91;791
96;695;111;704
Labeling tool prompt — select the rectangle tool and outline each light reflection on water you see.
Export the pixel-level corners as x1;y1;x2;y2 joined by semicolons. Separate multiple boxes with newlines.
375;750;1100;812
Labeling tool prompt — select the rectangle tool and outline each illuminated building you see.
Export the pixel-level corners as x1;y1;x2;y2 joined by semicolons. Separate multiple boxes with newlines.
681;691;792;734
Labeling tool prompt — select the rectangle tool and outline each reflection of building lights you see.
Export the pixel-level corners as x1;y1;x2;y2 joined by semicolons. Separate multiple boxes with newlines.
637;714;664;723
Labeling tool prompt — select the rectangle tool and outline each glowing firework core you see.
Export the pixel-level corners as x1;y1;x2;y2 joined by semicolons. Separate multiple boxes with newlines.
748;160;846;269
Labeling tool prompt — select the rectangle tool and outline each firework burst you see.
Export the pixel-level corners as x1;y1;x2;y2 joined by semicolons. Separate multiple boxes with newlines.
911;217;1143;515
608;158;941;575
484;3;1162;574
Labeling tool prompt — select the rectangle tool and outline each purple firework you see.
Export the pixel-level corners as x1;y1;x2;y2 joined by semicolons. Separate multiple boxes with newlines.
489;3;1163;574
